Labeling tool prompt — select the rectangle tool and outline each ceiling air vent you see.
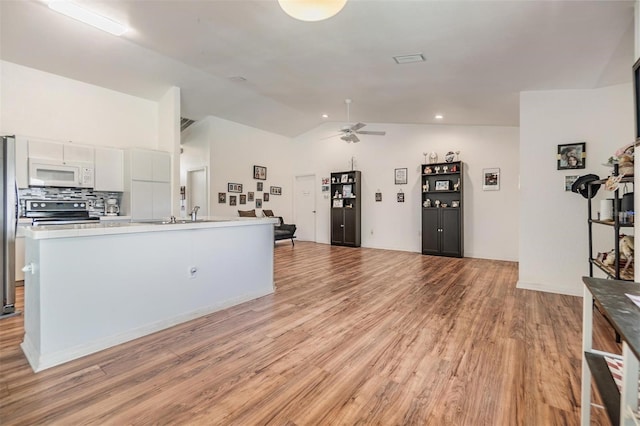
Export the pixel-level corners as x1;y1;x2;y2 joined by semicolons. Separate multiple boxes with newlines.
180;117;196;132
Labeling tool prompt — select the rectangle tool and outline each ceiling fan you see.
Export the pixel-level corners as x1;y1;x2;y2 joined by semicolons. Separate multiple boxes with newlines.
332;99;386;143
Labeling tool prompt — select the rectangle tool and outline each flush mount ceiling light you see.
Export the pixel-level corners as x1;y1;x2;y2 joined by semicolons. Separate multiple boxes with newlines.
48;0;128;36
278;0;347;22
435;114;444;120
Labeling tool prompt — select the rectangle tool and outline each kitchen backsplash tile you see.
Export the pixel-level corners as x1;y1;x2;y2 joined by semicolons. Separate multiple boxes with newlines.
18;188;122;217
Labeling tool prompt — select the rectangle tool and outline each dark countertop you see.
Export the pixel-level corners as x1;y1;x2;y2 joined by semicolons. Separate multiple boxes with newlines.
583;276;640;360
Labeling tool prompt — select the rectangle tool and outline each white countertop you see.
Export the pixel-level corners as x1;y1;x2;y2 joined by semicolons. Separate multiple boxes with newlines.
23;216;279;240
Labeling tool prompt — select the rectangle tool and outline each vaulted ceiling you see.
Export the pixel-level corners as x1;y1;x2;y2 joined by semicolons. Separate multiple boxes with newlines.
0;0;634;137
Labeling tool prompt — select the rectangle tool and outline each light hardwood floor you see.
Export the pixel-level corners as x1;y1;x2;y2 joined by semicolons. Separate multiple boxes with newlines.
0;242;619;425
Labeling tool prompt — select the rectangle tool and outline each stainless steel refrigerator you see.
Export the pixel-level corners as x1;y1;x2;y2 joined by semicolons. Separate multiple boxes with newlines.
1;135;17;317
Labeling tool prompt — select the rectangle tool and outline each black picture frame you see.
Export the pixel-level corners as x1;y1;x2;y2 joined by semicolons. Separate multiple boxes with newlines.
228;183;243;193
248;192;254;202
397;192;405;202
239;194;247;204
263;193;269;202
256;199;262;208
218;192;226;203
257;182;263;191
270;186;282;195
557;142;586;170
229;195;237;206
253;165;267;180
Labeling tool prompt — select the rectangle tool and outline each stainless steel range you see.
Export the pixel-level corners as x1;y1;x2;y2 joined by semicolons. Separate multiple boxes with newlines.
25;200;100;226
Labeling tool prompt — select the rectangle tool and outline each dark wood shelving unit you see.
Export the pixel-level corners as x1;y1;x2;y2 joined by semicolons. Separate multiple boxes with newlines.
421;161;463;257
330;170;361;247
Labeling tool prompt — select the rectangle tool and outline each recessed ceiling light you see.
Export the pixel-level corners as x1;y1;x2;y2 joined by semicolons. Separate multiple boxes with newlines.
48;1;128;36
322;114;329;118
393;54;425;65
435;114;444;120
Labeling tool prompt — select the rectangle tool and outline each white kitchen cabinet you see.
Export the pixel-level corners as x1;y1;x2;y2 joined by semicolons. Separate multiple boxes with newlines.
15;234;25;281
94;147;124;192
152;152;171;182
130;149;170;182
28;139;94;164
130;181;171;221
28;139;63;160
63;144;94;163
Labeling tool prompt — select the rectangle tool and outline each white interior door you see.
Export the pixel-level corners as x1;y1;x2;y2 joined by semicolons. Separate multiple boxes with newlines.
187;167;209;216
294;174;316;242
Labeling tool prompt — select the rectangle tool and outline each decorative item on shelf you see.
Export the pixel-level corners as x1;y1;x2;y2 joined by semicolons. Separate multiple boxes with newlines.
615;143;634;176
253;165;267;180
450;165;457;173
435;166;441;173
424;198;431;207
454;178;460;191
424;166;433;174
443;165;448;173
557;142;586;170
331;177;336;183
342;184;352;198
334;190;339;198
429;152;438;164
341;174;349;183
423;181;429;192
482;168;500;191
394;168;408;185
375;191;382;202
444;151;455;163
435;180;450;191
455;150;460;161
605;174;623;191
423;152;428;164
452;200;460;208
441;203;448;208
570;174;601;199
435;200;441;208
333;199;343;208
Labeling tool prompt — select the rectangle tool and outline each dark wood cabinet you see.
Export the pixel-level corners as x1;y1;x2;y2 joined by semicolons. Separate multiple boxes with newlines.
330;170;361;247
421;161;463;257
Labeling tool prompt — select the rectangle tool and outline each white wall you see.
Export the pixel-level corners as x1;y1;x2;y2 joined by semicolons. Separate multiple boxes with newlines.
519;83;633;296
292;123;520;260
204;116;294;222
158;87;181;214
0;61;158;149
181;119;212;214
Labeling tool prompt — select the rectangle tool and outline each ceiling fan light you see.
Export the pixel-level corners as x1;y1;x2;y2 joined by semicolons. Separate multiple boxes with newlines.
278;0;347;22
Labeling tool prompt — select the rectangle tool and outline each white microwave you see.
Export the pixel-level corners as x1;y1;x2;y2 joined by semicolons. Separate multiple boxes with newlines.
28;158;94;188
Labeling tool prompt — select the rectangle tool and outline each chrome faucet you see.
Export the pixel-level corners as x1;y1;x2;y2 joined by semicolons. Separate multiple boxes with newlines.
190;206;200;221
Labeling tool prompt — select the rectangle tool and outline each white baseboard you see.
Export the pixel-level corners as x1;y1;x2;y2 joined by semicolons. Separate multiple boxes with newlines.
23;288;274;372
516;280;582;297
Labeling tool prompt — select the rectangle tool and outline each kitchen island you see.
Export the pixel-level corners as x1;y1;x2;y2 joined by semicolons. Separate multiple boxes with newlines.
21;217;278;372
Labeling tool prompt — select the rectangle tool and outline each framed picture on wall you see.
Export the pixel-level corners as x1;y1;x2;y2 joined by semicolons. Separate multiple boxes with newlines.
248;192;255;202
565;175;579;191
253;165;267;180
218;193;226;203
394;168;408;185
270;186;282;195
228;183;243;193
229;195;237;206
482;168;500;191
264;193;269;202
557;142;586;170
257;182;263;191
256;199;263;208
239;194;247;204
